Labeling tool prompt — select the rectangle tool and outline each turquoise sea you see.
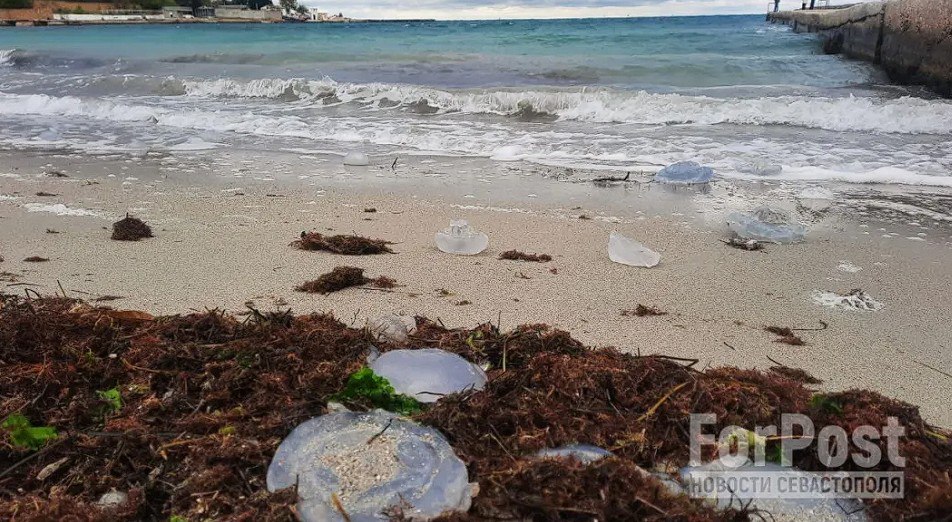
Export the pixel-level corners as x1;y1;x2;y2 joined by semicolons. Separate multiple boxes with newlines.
2;17;952;185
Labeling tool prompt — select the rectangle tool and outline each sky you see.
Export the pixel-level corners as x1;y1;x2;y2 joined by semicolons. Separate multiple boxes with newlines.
302;0;796;20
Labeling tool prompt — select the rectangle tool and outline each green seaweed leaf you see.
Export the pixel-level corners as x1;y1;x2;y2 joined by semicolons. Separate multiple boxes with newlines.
2;413;58;450
332;367;422;415
98;388;123;413
810;394;843;414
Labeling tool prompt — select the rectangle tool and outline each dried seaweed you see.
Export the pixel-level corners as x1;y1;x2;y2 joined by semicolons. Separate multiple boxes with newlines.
764;326;805;346
111;215;153;241
621;304;667;317
721;237;763;251
295;266;396;294
292;231;393;255
769;365;823;384
369;275;397;289
23;256;49;263
499;250;552;262
0;296;948;521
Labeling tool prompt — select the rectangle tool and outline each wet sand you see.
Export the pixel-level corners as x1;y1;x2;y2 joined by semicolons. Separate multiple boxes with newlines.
1;150;951;427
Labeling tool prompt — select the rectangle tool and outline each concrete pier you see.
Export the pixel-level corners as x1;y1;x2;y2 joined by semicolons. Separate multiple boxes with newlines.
768;0;952;96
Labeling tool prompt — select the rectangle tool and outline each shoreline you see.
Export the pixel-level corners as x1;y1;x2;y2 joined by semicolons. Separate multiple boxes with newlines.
0;16;437;27
2;150;951;427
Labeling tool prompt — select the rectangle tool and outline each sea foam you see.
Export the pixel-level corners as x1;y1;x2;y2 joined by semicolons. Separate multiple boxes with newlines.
0;49;15;66
177;77;952;135
23;203;101;217
2;91;952;188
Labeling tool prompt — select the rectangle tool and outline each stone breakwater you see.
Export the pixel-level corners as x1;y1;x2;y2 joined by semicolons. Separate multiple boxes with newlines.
768;0;952;96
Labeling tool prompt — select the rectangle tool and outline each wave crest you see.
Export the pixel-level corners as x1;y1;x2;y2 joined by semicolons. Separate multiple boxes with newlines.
176;77;952;134
2;92;951;187
0;49;17;66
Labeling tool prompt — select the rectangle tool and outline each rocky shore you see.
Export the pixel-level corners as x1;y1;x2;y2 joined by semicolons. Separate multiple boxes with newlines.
768;0;952;96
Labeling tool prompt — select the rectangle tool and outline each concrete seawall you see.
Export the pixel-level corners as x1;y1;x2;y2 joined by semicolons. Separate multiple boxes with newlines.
768;0;952;96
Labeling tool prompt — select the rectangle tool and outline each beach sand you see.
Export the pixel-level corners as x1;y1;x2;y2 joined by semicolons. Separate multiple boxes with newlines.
2;149;951;427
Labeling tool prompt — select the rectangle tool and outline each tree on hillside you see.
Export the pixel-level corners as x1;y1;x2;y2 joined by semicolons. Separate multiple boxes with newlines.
278;0;295;14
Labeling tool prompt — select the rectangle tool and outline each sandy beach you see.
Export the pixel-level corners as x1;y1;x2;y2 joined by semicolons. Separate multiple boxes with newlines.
2;147;951;428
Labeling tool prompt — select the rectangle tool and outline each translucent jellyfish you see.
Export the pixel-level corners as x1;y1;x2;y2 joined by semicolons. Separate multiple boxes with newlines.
368;349;487;403
343;152;370;166
37;128;61;142
435;220;488;255
798;186;834;200
367;314;417;343
655;161;715;185
267;410;473;522
608;231;660;267
536;444;613;464
96;490;128;507
798;186;836;211
727;206;806;243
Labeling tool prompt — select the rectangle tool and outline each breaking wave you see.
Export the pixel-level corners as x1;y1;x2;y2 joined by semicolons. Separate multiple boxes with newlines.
3;92;952;187
176;77;952;134
0;49;16;66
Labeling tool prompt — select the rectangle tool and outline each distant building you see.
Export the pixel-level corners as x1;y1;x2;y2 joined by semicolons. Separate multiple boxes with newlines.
161;5;193;18
214;4;281;20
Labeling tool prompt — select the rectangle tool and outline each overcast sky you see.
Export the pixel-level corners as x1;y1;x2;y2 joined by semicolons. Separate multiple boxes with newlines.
303;0;795;20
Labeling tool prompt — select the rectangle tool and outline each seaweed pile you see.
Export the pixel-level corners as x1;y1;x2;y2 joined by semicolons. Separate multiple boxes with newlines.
111;215;153;242
292;232;394;255
296;266;397;294
1;296;950;521
498;250;552;263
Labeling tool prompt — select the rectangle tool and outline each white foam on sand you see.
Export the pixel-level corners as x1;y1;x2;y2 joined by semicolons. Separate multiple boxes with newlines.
737;166;952;188
837;262;862;273
23;202;102;217
812;290;883;311
167;137;223;151
490;145;524;162
857;200;952;222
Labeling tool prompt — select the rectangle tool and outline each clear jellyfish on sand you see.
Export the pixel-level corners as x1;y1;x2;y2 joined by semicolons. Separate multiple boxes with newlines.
655;161;715;184
727;206;806;243
367;314;417;343
343;152;370;166
368;348;487;403
37;128;61;142
435;219;488;255
798;186;835;211
608;231;660;267
267;410;473;522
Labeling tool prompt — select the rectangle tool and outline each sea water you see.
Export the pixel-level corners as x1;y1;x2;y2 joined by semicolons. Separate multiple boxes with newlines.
1;17;951;188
